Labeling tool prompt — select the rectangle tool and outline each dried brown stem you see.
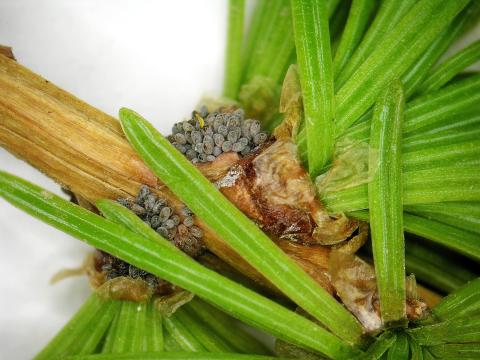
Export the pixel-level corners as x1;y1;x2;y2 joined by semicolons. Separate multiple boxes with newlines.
0;53;274;291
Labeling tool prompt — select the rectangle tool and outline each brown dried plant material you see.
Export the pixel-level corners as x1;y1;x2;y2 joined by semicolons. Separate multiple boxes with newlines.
196;152;240;182
85;252;107;290
53;251;118;292
96;277;154;303
404;274;429;320
0;45;15;60
274;64;303;140
329;250;382;332
50;254;92;285
329;249;429;331
154;290;194;317
415;285;442;308
216;139;359;245
278;239;334;295
0;54;157;203
333;222;370;255
82;250;175;302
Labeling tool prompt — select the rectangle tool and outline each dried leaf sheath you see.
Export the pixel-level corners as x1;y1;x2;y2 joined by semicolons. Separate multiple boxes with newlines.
0;45;15;60
0;54;156;202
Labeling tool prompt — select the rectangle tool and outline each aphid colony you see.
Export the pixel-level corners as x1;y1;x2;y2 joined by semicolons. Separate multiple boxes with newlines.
93;250;173;294
169;106;269;163
94;185;207;293
117;185;205;258
99;107;268;289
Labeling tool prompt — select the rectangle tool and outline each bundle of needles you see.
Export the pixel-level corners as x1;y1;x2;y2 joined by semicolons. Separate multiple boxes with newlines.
0;0;480;359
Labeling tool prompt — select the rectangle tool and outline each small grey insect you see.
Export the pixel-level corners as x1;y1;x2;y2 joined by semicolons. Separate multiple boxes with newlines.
177;224;189;236
227;128;241;143
242;119;253;139
250;120;261;137
217;125;228;137
203;141;214;155
191;131;203;145
206;113;216;125
181;207;193;216
144;274;158;287
186;149;197;160
172;123;181;135
238;137;249;146
136;185;150;203
174;133;187;145
203;134;214;146
101;263;112;272
213;146;222;157
199;105;208;118
129;265;142;278
232;141;246;152
193;143;204;154
190;226;204;238
106;271;118;280
221;140;233;152
233;108;245;118
164;219;175;229
182;121;194;132
144;194;157;211
150;215;161;228
183;216;194;227
241;145;251;156
175;144;187;154
213;118;223;131
152;199;166;213
131;204;146;216
169;226;177;239
117;197;131;208
157;226;169;238
159;206;172;222
226;116;240;128
185;131;193;145
213;133;225;147
171;215;180;226
254;132;268;145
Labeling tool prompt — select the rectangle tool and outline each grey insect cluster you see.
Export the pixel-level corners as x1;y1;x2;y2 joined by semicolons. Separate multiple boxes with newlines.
117;185;205;258
95;250;158;286
168;106;269;163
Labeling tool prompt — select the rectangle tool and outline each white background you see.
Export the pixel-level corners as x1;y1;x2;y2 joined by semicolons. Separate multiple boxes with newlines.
0;1;478;358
